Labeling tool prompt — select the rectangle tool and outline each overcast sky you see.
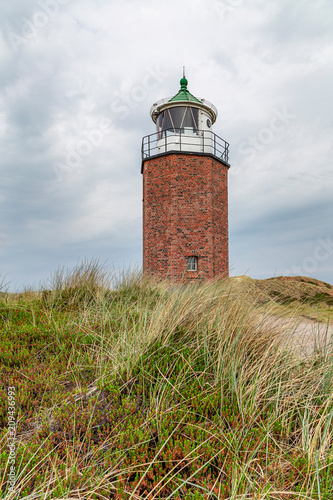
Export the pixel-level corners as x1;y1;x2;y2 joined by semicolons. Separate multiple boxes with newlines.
0;0;332;291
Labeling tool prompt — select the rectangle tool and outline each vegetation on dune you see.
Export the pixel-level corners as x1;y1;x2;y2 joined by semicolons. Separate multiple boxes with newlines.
243;275;333;322
0;262;333;499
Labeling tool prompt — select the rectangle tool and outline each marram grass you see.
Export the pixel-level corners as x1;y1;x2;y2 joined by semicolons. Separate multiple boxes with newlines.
0;262;333;499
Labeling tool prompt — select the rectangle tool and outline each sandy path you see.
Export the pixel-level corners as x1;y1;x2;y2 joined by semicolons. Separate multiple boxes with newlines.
268;316;333;359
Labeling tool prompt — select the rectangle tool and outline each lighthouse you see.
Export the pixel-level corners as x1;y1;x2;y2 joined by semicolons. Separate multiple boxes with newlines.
141;72;230;281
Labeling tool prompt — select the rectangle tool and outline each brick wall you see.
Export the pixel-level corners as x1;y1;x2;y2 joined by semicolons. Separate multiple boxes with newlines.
142;153;229;281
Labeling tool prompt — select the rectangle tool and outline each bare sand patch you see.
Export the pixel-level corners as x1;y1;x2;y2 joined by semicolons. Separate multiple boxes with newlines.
268;315;333;359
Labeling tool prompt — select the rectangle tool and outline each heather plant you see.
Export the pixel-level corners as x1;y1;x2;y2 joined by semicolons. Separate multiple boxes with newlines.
0;262;333;499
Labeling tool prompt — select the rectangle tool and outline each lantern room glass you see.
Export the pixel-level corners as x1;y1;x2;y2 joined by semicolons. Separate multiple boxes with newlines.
157;106;199;137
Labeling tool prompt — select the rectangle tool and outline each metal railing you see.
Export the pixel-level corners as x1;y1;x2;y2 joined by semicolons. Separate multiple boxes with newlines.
142;128;230;164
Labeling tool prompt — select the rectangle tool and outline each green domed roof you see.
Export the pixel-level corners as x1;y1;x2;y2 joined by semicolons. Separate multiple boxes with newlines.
168;76;202;104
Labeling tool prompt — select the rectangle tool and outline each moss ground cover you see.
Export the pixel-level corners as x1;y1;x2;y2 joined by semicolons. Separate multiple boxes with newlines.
1;262;333;499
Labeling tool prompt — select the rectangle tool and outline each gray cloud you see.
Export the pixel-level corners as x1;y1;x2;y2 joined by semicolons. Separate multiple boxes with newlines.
0;0;332;290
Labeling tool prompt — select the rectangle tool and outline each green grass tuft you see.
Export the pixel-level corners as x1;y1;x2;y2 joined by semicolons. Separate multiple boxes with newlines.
1;262;333;499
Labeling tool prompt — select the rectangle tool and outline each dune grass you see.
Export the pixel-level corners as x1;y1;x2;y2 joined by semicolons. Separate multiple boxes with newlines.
1;261;333;499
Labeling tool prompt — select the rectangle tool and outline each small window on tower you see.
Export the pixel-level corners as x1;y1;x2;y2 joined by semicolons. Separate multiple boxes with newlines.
187;256;198;272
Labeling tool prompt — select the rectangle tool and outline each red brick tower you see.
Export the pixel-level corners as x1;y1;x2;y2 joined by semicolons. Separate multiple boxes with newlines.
141;74;230;281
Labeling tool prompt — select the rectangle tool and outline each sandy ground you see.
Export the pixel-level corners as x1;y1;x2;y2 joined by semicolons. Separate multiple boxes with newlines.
269;316;333;359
